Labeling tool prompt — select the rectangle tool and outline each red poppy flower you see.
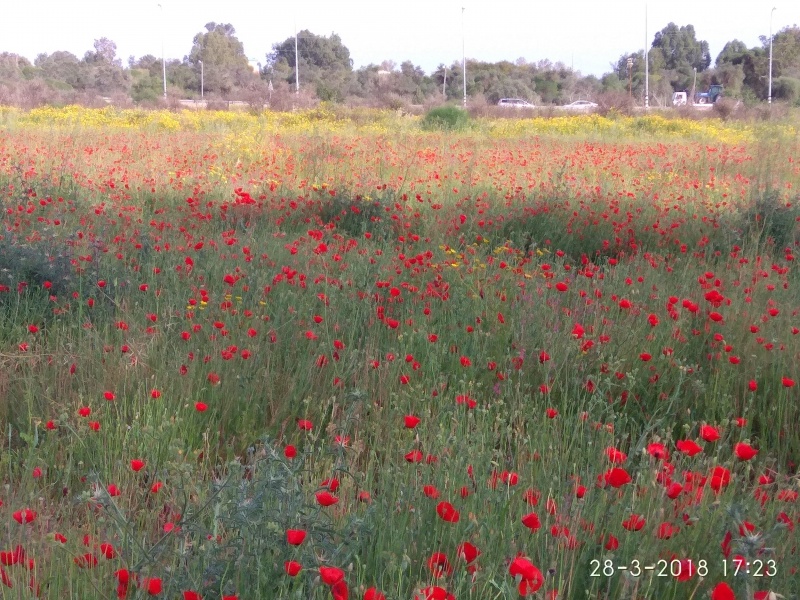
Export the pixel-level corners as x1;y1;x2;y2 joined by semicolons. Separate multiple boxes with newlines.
508;557;544;591
699;425;720;442
284;445;297;458
427;552;453;578
423;485;440;499
456;542;480;564
183;591;202;600
657;522;680;539
647;443;669;460
436;501;460;523
782;377;795;388
321;478;340;492
622;514;646;531
115;569;130;585
415;587;455;600
319;566;345;586
555;282;568;292
297;419;313;431
734;443;758;461
521;512;541;531
194;402;208;412
523;488;540;505
404;415;421;428
141;577;162;595
130;459;145;472
605;447;627;463
405;449;423;463
709;466;731;492
12;509;37;524
284;561;302;576
666;482;683;499
674;558;695;582
286;529;306;545
604;534;619;550
710;582;735;600
104;391;116;401
604;467;632;488
315;491;339;507
364;588;387;600
676;439;703;456
74;553;98;568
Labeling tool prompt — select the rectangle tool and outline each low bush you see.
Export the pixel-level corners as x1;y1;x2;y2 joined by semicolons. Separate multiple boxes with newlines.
421;105;470;131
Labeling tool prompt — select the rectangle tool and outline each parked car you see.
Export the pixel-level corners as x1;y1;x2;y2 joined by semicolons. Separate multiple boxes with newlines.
498;98;535;108
561;100;598;111
672;92;688;106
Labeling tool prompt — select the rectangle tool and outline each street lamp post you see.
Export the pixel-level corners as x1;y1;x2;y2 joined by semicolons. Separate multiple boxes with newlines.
644;3;649;110
461;7;466;107
158;3;166;100
769;7;776;104
295;22;300;94
199;60;204;99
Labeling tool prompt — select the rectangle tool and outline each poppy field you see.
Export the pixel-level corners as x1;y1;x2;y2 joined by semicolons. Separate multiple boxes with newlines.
1;106;799;600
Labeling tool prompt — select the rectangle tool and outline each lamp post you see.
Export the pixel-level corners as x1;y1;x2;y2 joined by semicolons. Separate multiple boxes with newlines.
461;7;466;107
769;6;776;104
158;3;166;100
199;60;204;99
644;2;649;109
294;21;299;94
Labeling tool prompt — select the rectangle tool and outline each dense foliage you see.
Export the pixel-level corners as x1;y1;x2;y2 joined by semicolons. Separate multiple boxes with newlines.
1;21;800;108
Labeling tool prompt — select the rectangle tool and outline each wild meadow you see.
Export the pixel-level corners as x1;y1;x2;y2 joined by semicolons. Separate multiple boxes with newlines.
0;106;799;600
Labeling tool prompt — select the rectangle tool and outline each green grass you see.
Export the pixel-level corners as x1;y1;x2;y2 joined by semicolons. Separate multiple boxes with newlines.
0;116;798;600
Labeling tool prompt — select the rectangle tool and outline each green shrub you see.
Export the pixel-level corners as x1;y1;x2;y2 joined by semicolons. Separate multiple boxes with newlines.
421;105;470;131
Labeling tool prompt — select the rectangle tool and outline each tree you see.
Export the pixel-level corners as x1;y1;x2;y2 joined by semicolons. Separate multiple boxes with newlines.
0;53;32;81
34;51;90;90
188;22;254;96
77;39;129;94
267;30;355;101
765;26;800;80
716;40;749;67
650;23;711;90
85;38;122;66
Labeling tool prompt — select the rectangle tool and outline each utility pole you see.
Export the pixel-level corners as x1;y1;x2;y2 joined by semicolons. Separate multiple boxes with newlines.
158;3;166;100
462;7;466;107
769;7;776;104
644;3;649;110
295;20;299;94
443;67;447;100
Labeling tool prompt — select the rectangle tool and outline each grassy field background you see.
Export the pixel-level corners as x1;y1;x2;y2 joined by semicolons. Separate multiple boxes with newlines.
0;106;799;599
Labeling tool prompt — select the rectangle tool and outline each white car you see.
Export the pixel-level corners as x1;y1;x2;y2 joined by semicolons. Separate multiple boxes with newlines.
498;98;535;108
561;100;599;111
672;92;688;106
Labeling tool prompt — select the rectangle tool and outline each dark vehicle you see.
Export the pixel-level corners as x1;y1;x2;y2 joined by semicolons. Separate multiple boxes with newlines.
695;85;723;104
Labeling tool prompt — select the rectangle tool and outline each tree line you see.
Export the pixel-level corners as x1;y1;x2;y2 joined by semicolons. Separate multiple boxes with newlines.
1;21;799;109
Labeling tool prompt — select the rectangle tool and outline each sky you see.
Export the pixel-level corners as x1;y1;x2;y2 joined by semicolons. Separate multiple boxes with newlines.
5;0;798;77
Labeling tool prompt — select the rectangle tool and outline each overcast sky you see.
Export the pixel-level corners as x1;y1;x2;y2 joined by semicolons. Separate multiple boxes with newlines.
5;0;798;77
